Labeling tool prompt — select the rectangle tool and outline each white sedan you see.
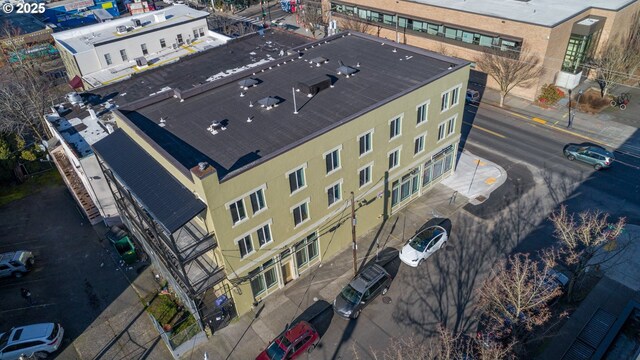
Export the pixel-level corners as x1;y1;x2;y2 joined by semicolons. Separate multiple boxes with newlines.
399;225;448;267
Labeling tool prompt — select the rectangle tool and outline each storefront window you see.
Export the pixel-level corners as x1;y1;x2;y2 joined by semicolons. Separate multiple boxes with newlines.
295;233;319;270
250;259;278;298
392;168;420;207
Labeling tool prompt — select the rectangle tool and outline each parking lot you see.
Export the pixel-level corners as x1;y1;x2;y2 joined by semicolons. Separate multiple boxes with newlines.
0;184;169;359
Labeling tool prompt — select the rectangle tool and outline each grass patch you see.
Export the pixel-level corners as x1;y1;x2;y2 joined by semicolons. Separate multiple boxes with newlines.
0;169;62;207
145;291;200;348
146;294;180;326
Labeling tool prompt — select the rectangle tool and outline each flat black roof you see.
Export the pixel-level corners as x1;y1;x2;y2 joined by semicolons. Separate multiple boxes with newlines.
118;32;469;181
65;30;310;120
93;128;206;233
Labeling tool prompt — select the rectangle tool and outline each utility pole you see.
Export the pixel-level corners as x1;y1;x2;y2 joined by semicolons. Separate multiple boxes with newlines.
568;88;573;128
351;191;357;276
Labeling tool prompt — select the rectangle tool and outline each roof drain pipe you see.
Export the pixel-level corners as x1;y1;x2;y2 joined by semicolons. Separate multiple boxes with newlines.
293;87;298;115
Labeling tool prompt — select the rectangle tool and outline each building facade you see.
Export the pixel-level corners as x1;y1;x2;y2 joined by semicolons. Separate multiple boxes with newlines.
52;5;228;88
325;0;640;100
92;32;469;326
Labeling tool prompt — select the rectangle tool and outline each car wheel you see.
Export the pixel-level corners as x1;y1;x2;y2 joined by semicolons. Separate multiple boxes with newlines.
353;310;361;319
382;287;388;295
307;343;317;353
594;164;603;170
418;259;424;266
13;271;24;278
567;154;575;161
610;100;617;107
34;351;49;359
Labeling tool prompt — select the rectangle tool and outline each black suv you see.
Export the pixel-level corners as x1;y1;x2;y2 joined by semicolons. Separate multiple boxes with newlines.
333;264;392;319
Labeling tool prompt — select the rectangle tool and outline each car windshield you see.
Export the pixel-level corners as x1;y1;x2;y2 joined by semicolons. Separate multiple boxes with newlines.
340;284;362;304
265;340;286;360
409;228;442;252
0;332;8;349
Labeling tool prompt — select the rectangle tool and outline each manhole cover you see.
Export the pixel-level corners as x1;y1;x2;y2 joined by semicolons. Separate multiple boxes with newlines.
382;296;392;304
475;195;487;202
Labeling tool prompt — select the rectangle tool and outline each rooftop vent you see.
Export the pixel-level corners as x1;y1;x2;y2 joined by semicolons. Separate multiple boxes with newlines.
116;25;127;34
309;57;328;67
238;78;259;90
297;76;332;97
207;120;226;134
336;60;358;78
257;96;280;109
135;57;148;67
132;19;142;27
198;162;208;171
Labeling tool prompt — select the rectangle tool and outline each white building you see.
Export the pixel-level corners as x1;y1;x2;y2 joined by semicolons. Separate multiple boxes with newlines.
53;5;229;88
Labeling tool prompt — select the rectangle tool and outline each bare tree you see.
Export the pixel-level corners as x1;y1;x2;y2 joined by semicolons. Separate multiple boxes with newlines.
474;47;544;107
477;253;563;347
337;14;371;34
0;28;61;142
548;205;626;302
368;326;513;360
300;0;324;38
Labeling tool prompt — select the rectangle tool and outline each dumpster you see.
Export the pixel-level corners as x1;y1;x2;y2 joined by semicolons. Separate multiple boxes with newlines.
114;236;137;264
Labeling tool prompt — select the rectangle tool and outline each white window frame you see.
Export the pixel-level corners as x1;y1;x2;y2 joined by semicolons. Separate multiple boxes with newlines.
450;84;462;108
357;129;374;158
358;162;373;189
104;53;112;65
388;146;402;171
290;198;311;228
323;145;342;176
326;179;343;208
286;163;307;196
414;132;426;156
388;114;403;141
440;91;450;112
437;121;447;142
249;185;268;215
446;115;457;136
226;198;248;226
416;100;430;126
256;223;273;248
236;234;254;259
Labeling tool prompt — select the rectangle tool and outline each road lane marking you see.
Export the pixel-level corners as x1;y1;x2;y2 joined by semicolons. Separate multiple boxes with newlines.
463;121;506;138
614;160;640;170
506;110;529;120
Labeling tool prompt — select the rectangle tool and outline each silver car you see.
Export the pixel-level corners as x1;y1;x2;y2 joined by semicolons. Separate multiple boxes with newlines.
0;323;64;360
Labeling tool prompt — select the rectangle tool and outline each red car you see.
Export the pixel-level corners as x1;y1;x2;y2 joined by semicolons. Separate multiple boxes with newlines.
256;321;319;360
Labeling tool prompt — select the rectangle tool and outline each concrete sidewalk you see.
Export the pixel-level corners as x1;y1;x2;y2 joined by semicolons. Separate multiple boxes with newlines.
475;83;640;155
181;150;505;360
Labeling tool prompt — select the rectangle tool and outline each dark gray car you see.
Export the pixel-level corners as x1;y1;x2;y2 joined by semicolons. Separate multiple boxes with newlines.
564;144;614;170
333;264;391;319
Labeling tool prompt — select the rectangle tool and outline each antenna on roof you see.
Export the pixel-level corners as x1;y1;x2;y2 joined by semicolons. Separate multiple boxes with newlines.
292;87;298;115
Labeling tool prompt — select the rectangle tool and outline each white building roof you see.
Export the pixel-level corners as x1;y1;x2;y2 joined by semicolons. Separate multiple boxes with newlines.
52;5;209;54
411;0;637;27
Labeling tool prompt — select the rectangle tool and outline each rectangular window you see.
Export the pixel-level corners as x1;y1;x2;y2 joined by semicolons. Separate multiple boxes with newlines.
295;233;319;269
120;49;128;61
199;28;205;37
229;199;246;224
292;202;309;226
250;189;266;214
325;149;340;174
450;87;460;107
257;224;272;247
249;260;278;297
104;53;112;65
238;235;253;258
441;92;449;111
388;149;400;170
447;116;456;136
160;38;166;48
383;14;396;25
288;167;306;193
389;116;402;139
359;164;372;188
177;34;184;45
141;43;148;55
327;182;341;207
250;271;265;296
444;27;457;39
427;23;440;35
414;135;425;155
417;101;429;124
437;123;446;141
359;132;372;156
193;29;200;38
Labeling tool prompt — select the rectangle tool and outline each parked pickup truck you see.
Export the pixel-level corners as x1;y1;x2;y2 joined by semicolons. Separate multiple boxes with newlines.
0;251;35;278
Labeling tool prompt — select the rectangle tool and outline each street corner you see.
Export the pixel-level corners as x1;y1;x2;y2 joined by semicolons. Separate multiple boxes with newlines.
441;150;507;204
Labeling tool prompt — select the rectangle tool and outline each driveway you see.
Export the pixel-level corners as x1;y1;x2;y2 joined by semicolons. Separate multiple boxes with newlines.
0;184;170;359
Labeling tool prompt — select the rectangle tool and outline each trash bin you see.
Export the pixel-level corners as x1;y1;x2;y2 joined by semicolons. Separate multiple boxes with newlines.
114;236;137;264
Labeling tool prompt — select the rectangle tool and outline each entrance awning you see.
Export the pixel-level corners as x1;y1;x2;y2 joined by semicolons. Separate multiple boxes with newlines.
93;129;206;233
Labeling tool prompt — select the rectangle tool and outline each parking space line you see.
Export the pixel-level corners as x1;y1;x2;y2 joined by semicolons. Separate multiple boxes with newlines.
0;303;56;313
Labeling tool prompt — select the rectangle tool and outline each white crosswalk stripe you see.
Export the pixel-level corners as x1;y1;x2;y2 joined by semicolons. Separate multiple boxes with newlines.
229;14;264;26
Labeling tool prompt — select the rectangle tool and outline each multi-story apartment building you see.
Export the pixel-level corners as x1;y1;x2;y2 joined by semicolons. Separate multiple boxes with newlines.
325;0;640;100
91;32;469;326
52;5;229;88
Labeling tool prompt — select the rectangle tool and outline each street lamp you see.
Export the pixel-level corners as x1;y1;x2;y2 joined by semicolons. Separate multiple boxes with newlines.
568;89;572;128
568;89;584;129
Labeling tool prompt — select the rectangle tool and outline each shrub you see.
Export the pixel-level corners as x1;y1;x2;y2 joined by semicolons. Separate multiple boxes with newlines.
538;84;564;105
